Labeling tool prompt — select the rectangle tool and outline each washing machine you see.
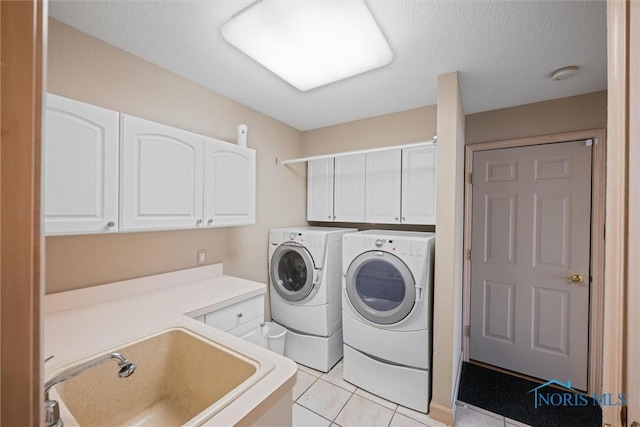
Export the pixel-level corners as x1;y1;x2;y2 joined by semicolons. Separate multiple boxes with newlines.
269;226;356;372
341;230;436;412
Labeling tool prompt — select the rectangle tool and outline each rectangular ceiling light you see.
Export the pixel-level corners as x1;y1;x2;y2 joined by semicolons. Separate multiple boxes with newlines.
221;0;393;91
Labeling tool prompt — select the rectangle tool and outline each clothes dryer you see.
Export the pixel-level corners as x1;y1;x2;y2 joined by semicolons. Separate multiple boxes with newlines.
269;226;356;372
341;230;435;412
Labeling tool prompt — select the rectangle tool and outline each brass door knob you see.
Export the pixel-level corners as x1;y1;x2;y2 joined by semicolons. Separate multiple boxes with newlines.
564;273;584;283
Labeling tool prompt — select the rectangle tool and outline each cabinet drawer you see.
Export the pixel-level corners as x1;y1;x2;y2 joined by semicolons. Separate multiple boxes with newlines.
228;316;264;339
204;295;264;332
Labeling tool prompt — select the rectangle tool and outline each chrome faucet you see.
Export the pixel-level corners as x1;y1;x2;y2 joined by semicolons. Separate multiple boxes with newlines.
44;352;137;427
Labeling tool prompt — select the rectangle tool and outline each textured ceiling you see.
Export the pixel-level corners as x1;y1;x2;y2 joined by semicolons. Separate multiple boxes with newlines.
49;0;607;131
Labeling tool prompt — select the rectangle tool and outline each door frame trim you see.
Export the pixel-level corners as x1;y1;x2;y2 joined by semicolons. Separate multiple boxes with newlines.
462;128;606;396
1;0;45;423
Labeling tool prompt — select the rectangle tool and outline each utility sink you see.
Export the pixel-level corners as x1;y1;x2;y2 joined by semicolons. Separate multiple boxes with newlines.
52;327;270;426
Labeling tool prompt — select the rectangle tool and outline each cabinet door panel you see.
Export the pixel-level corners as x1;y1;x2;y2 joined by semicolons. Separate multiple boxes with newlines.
307;158;335;221
203;137;256;226
402;146;436;224
365;150;401;224
44;94;119;234
121;115;203;230
334;154;366;222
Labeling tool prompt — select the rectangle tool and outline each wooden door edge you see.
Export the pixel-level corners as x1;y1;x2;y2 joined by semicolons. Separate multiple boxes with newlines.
626;0;640;425
602;0;628;425
1;0;45;425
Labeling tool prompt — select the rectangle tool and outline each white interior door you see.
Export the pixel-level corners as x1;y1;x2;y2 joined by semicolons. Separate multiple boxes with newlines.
469;140;592;390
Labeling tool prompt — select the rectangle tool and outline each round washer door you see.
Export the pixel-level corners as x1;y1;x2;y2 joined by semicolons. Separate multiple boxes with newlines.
345;251;416;325
271;243;316;302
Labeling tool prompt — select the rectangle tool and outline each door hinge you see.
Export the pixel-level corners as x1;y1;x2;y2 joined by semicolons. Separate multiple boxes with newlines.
621;405;627;427
464;325;471;337
469;172;473;185
467;249;472;261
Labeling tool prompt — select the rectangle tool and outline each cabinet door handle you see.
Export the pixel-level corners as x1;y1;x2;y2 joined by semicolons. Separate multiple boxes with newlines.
207;219;213;224
402;217;406;221
196;219;203;225
237;313;243;318
107;221;115;228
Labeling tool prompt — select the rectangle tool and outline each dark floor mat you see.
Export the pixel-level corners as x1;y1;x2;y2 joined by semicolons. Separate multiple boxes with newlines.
457;362;602;427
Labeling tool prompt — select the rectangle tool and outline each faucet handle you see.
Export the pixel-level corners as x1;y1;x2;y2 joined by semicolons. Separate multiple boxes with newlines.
44;399;62;427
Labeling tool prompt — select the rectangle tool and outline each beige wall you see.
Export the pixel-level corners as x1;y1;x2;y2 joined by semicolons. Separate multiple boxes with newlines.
46;19;306;294
302;105;437;157
466;91;607;144
298;88;606;424
301;105;437;232
430;72;465;425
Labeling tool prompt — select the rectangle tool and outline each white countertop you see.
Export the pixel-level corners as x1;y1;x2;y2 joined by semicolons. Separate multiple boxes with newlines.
44;264;297;426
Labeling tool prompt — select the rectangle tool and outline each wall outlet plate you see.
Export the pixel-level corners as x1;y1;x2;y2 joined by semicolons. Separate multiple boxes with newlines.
197;249;207;265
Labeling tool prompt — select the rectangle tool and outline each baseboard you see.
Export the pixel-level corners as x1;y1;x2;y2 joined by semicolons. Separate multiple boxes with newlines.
428;402;454;426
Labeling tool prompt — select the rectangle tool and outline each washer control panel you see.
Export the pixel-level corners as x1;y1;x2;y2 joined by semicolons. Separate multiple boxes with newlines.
284;231;323;249
364;237;425;258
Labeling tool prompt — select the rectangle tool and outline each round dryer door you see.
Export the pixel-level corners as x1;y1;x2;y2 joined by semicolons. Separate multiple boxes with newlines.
271;243;316;302
345;251;416;325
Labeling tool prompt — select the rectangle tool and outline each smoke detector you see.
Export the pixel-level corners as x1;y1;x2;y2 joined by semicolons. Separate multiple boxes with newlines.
551;66;579;81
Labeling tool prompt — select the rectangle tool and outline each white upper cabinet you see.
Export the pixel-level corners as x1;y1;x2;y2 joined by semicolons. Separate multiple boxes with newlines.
44;94;120;235
45;95;256;235
305;144;437;225
203;137;256;226
401;145;437;225
307;158;335;222
365;150;402;224
120;114;204;230
334;154;366;222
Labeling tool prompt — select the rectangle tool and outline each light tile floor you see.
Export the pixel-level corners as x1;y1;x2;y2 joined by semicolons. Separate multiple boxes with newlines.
292;360;532;427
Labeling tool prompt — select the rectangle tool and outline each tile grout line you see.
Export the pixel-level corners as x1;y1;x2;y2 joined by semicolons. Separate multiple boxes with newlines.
296;365;440;427
295;375;355;426
332;388;357;425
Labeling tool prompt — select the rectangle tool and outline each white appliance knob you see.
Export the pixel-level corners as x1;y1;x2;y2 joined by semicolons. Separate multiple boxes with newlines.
375;239;384;248
290;233;296;240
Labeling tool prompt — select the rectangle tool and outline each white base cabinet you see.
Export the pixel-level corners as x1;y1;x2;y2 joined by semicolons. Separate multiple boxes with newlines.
201;295;265;339
44;94;120;235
